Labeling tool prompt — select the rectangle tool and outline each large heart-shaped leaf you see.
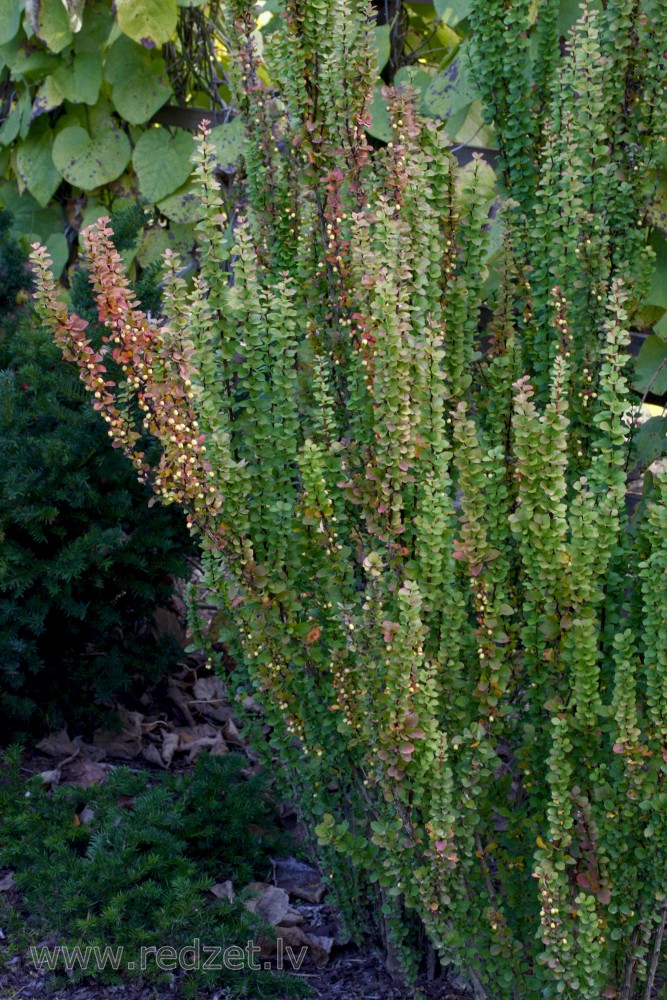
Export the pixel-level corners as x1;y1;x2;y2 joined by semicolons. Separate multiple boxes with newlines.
0;180;62;244
52;112;131;190
114;0;177;48
434;0;471;27
634;335;667;397
52;52;101;105
644;234;667;310
0;32;57;80
133;126;194;202
0;0;21;45
105;35;172;125
157;181;204;223
0;85;31;146
24;0;73;53
631;416;667;467
424;48;476;132
16;123;61;206
137;222;196;267
208;118;246;174
366;85;392;143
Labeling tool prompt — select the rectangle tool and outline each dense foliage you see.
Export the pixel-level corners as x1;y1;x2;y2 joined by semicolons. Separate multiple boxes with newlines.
32;0;667;997
0;213;193;736
0;746;301;998
0;0;247;276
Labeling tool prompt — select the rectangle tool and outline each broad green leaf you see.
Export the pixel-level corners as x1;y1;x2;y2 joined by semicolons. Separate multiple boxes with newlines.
73;3;114;53
0;0;21;45
0;31;58;79
0;180;62;243
631;417;667;467
643;234;667;310
0;85;31;146
157;181;205;223
434;0;471;27
133;126;194;202
105;35;172;125
208;118;246;174
375;24;391;72
114;0;178;48
39;230;68;276
24;0;73;53
366;85;392;143
32;75;65;117
136;223;196;267
449;100;496;149
654;311;667;340
52;107;131;190
79;200;107;231
50;52;102;105
634;335;667;396
15;228;68;276
424;50;476;128
15;124;61;206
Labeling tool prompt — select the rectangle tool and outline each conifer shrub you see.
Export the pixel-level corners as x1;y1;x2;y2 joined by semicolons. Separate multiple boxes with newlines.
0;746;302;999
32;1;667;996
0;213;193;736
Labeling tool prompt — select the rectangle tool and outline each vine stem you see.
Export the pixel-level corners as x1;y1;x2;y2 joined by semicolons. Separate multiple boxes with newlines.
643;901;667;1000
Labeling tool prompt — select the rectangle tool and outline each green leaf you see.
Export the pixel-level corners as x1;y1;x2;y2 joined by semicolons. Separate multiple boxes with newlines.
366;85;392;143
0;85;31;146
208;118;246;174
424;50;475;126
136;223;196;267
654;311;667;340
631;417;667;467
0;0;21;46
51;52;102;105
105;35;172;125
32;75;65;117
157;181;204;223
375;24;391;72
0;180;62;244
24;0;73;53
73;4;114;54
133;127;194;202
434;0;471;27
0;32;58;80
644;235;667;310
634;335;667;396
15;124;61;207
114;0;178;48
52;103;131;190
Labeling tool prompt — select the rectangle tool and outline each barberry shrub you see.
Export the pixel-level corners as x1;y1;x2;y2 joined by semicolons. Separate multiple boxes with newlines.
32;1;667;996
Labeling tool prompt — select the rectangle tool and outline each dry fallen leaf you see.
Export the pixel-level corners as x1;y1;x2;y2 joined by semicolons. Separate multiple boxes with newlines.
193;676;226;703
62;757;107;788
93;708;143;759
36;730;78;758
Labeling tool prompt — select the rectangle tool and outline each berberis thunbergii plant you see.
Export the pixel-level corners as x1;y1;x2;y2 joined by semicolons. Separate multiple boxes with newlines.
31;0;667;996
